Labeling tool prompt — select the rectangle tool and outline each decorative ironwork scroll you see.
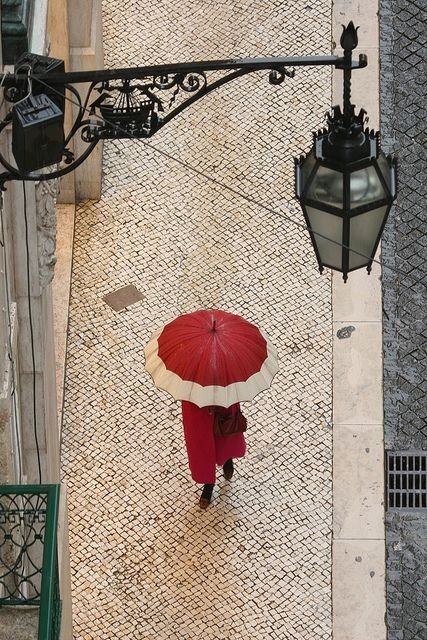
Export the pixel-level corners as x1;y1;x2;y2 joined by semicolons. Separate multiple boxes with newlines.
0;491;47;603
80;66;294;143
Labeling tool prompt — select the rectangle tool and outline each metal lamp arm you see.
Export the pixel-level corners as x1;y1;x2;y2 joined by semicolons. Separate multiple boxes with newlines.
5;53;367;89
0;22;368;182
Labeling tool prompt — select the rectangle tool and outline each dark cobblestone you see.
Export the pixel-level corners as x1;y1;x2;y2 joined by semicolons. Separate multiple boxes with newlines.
381;0;427;449
380;0;427;638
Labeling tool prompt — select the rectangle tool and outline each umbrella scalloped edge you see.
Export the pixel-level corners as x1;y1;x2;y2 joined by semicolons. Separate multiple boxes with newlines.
144;327;279;408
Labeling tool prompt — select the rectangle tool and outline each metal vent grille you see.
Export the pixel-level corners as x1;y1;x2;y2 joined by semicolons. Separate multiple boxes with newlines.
387;452;427;510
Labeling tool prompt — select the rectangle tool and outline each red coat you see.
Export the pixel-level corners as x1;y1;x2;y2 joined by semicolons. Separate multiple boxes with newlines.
181;401;246;484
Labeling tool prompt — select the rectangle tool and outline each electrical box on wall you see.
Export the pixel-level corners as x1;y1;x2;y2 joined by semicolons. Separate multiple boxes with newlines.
12;94;64;173
14;53;66;113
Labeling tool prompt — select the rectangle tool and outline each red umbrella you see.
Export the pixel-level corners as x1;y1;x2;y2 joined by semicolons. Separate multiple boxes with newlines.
144;309;278;407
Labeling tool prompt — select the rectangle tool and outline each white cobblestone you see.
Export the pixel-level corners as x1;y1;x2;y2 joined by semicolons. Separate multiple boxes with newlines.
62;1;333;638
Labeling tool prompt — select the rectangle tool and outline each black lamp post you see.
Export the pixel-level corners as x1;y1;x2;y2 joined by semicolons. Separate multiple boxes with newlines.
0;22;396;280
295;23;397;281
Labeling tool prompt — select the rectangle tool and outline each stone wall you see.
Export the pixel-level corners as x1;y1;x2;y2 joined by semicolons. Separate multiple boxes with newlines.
380;0;427;637
0;609;38;640
0;2;74;638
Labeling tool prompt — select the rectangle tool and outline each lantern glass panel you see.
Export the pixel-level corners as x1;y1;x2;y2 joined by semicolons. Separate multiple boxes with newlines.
306;206;343;269
349;166;386;208
307;165;343;208
300;150;316;189
349;205;388;269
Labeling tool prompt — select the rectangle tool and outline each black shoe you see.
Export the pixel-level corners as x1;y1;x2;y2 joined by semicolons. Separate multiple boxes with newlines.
199;483;214;509
223;459;234;480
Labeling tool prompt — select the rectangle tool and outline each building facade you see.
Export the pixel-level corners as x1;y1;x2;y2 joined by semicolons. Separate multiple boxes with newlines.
0;1;103;637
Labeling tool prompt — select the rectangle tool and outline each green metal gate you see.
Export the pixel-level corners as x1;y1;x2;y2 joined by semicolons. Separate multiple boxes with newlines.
0;484;61;640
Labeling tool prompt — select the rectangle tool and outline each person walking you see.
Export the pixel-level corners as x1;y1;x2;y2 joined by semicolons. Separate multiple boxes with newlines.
144;309;278;507
181;401;246;508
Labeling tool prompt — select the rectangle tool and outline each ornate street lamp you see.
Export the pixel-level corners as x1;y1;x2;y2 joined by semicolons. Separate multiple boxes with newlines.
295;23;397;280
0;22;396;280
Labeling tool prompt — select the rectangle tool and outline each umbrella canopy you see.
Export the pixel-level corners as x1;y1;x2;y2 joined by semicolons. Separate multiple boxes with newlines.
144;309;278;407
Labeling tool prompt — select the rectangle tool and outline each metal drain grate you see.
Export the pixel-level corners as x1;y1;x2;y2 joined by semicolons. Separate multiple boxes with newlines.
387;452;427;510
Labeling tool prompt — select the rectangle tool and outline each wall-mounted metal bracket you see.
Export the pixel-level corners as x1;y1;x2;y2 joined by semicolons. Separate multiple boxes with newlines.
0;22;368;183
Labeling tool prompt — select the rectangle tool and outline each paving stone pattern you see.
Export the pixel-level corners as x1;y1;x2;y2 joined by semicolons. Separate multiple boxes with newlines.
380;0;427;638
61;1;333;639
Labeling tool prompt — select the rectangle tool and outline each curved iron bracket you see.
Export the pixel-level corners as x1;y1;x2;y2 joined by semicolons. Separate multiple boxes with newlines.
0;23;368;183
28;62;297;146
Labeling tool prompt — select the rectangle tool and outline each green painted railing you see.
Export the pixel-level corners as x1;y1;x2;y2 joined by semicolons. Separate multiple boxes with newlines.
1;0;32;64
0;484;61;640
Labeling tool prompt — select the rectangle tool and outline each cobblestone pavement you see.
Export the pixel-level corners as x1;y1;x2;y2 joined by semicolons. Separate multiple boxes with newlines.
61;1;333;639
